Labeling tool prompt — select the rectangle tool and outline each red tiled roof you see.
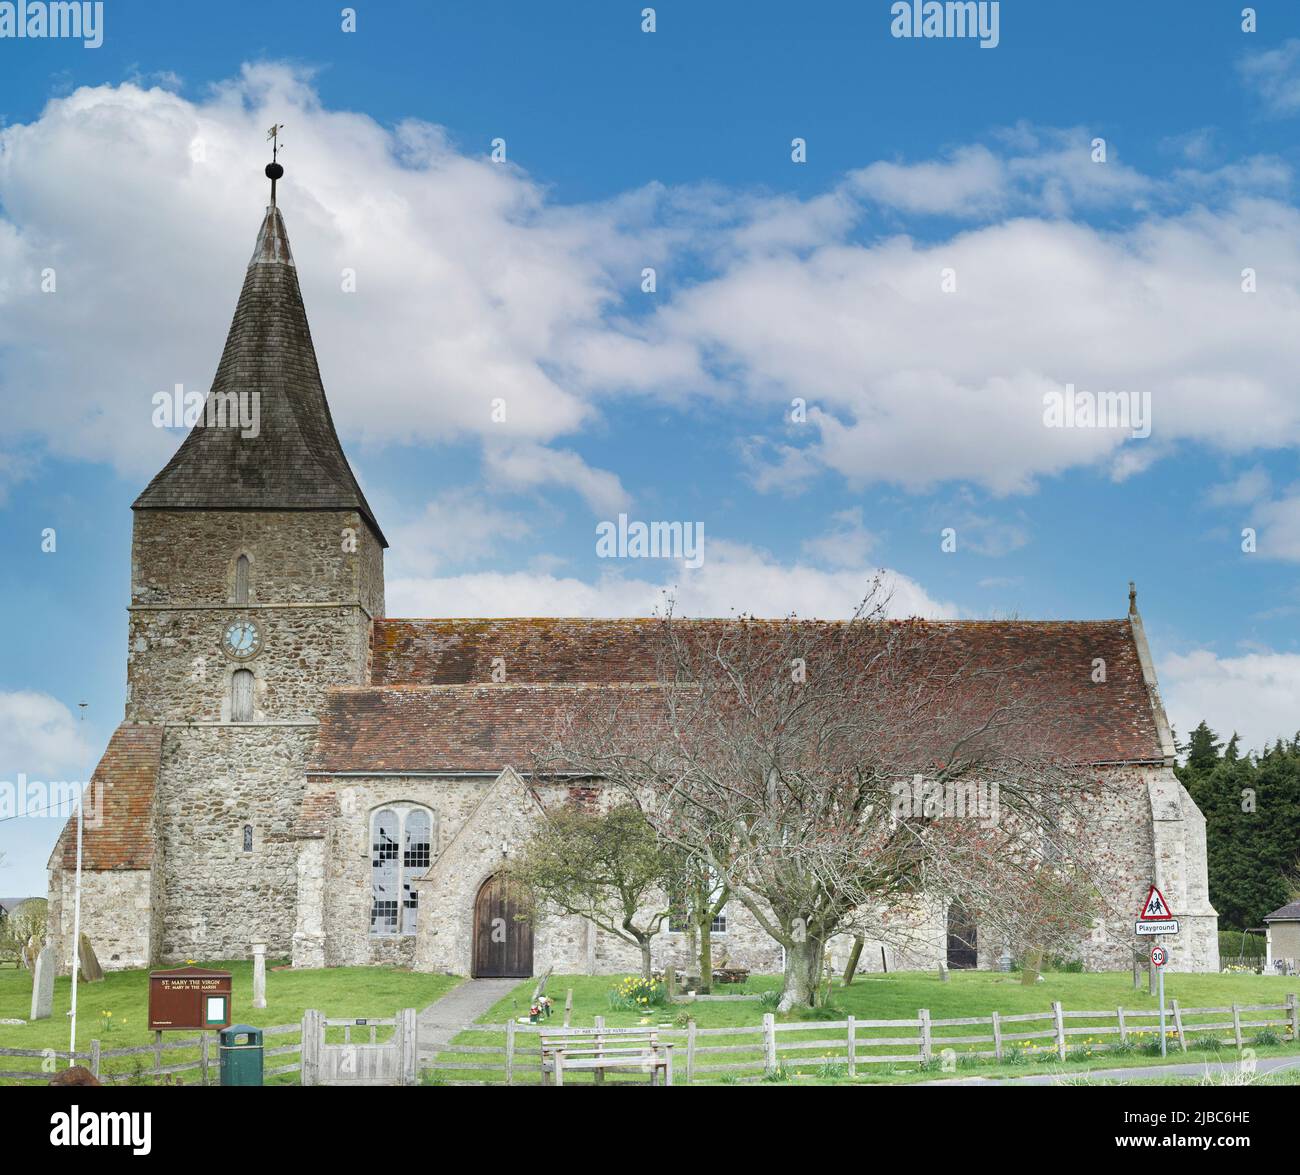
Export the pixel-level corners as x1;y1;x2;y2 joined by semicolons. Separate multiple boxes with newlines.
326;617;1164;771
311;684;668;774
372;617;668;685
52;724;162;871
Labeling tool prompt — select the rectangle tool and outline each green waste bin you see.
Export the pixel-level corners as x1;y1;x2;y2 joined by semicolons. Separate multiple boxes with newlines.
218;1025;264;1086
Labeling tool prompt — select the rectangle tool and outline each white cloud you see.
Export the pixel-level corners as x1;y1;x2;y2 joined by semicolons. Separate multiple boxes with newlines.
0;692;96;787
387;490;532;577
849;145;1009;217
483;443;629;516
1239;39;1300;117
644;201;1300;494
3;69;1299;508
847;130;1155;220
389;537;957;621
800;507;878;567
1205;467;1271;508
0;65;664;475
1161;649;1300;756
1202;471;1300;562
1254;492;1300;561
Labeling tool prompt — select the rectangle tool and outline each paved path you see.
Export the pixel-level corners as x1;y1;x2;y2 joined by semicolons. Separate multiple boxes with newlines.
916;1054;1300;1086
417;978;520;1059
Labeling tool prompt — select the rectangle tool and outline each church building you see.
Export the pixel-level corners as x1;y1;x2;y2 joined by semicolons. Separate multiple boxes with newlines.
45;174;1220;979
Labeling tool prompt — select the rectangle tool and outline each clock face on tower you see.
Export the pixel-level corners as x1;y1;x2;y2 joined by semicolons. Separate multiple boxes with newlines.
222;618;263;660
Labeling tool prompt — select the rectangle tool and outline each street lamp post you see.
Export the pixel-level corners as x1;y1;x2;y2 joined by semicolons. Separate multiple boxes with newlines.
68;701;87;1067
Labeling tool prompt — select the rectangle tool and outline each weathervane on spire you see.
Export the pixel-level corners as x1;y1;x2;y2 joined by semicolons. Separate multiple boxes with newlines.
265;123;285;206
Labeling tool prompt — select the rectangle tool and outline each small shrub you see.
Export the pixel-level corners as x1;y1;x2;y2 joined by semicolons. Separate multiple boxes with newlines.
816;1056;848;1079
1193;1035;1224;1053
1252;1028;1282;1048
607;975;667;1011
761;1064;791;1083
1110;1038;1137;1056
757;990;781;1009
790;1001;845;1021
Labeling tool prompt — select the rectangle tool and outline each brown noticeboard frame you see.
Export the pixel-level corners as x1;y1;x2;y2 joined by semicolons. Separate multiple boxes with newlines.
148;966;233;1031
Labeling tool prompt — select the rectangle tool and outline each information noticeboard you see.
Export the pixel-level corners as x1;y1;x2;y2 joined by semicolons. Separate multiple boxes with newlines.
147;966;233;1031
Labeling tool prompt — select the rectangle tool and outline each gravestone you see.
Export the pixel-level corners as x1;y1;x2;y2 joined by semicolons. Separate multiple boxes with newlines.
252;941;267;1009
938;962;950;982
30;945;54;1021
78;934;104;983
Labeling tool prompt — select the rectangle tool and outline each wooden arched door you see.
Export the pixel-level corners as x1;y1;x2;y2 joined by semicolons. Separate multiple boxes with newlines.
946;902;978;969
472;874;533;978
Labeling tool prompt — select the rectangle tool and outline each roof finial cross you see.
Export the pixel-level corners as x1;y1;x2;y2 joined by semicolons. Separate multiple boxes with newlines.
1128;580;1137;613
265;123;285;207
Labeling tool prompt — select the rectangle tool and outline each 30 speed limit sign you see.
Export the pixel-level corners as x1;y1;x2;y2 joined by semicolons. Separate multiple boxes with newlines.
1150;945;1167;967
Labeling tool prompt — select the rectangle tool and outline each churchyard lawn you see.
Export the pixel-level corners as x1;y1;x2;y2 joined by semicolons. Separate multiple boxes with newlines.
431;970;1300;1085
0;961;460;1085
5;964;1297;1085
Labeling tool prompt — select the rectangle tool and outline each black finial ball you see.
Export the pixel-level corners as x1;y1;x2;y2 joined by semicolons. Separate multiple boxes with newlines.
265;162;284;181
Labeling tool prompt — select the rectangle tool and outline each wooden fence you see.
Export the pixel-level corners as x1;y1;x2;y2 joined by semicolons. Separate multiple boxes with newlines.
5;993;1296;1085
421;993;1300;1085
0;1022;302;1085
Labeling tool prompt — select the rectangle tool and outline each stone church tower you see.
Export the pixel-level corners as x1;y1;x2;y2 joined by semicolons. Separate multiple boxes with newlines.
46;179;386;970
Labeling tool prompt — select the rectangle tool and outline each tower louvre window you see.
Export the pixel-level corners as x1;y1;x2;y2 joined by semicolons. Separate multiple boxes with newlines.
231;668;254;721
234;554;250;605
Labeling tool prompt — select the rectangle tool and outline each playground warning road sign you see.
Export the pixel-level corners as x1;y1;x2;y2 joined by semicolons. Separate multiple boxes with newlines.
1139;885;1174;920
1150;945;1167;967
1135;918;1180;936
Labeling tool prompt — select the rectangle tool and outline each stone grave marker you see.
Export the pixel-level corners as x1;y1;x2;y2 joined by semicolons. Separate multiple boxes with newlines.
78;934;104;983
30;944;55;1021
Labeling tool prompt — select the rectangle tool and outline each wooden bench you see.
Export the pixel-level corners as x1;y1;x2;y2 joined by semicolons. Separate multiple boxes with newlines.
540;1028;674;1086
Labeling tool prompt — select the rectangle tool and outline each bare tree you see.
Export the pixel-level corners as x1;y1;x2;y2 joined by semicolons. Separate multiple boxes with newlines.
2;897;48;971
538;583;1111;1010
663;845;730;992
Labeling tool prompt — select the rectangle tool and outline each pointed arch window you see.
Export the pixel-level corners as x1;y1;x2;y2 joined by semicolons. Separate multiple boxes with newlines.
370;805;434;937
231;669;254;722
234;554;250;605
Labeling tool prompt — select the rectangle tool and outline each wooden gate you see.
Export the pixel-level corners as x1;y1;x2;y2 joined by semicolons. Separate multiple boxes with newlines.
946;903;978;969
300;1008;417;1086
473;874;533;978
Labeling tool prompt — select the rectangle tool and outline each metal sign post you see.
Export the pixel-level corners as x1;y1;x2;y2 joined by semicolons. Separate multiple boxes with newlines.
1152;943;1168;1057
1138;885;1176;1061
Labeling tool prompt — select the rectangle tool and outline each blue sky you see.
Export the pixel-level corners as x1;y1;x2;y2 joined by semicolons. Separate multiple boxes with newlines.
3;1;1300;893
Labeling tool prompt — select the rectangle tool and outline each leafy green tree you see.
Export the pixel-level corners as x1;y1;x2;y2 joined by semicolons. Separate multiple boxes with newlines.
508;803;671;978
1182;720;1222;776
1179;725;1300;929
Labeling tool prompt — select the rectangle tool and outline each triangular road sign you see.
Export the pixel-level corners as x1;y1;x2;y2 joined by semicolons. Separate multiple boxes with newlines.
1139;884;1174;920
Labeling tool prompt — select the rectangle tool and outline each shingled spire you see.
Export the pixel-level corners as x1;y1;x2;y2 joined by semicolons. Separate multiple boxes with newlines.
134;158;386;545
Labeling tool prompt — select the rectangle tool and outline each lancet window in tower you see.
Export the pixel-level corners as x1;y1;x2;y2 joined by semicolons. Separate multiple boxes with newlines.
234;554;250;605
231;668;254;722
